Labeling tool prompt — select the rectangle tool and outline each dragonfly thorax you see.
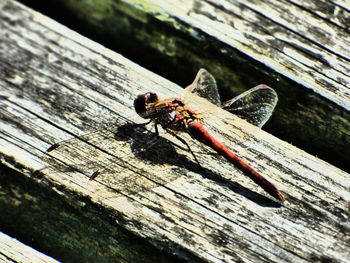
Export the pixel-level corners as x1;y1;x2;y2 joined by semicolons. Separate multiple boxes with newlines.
134;92;202;132
155;98;203;132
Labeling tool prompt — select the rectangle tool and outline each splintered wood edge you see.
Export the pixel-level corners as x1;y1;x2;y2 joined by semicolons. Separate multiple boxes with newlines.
126;0;350;109
0;232;59;263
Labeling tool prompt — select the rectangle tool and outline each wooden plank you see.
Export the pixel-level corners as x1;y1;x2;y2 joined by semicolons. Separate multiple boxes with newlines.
0;232;59;263
20;0;350;174
0;1;349;262
0;161;190;263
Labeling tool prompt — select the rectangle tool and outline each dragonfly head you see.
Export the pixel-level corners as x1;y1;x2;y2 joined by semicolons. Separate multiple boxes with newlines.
134;92;159;118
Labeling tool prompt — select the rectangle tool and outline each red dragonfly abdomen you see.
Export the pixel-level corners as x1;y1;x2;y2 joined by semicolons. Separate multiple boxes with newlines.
188;122;285;202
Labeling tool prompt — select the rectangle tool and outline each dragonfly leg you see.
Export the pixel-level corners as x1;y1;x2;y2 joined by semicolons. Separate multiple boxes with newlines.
165;129;200;165
136;119;153;127
154;122;160;136
158;117;201;165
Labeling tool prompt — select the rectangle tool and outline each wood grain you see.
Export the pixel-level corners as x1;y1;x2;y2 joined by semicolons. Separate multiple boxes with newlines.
0;1;349;262
0;232;59;263
20;0;350;173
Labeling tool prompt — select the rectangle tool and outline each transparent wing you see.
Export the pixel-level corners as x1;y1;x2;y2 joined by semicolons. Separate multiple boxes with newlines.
42;122;183;196
222;85;278;127
183;68;221;106
42;122;137;180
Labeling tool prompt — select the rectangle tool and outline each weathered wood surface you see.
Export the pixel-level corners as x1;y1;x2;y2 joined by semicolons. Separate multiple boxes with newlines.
0;1;349;262
20;0;350;171
0;232;59;263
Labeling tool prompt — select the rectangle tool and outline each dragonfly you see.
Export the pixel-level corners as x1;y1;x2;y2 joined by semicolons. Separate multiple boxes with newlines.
45;69;284;202
133;69;284;202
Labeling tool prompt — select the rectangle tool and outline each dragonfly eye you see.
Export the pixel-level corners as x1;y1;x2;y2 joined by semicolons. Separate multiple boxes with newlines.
134;92;159;116
145;92;158;103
